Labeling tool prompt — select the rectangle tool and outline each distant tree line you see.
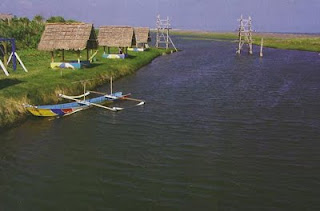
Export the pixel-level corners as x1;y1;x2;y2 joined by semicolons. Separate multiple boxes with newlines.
0;15;78;49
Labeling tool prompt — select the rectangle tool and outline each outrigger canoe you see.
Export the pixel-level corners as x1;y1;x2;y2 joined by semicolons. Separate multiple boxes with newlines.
24;92;132;117
24;78;145;117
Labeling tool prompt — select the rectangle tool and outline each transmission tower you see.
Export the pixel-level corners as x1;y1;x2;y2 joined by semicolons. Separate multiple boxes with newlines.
155;15;177;51
236;15;253;55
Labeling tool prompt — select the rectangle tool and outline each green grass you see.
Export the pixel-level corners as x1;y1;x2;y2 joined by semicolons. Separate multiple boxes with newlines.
0;47;171;128
171;31;320;52
253;36;320;52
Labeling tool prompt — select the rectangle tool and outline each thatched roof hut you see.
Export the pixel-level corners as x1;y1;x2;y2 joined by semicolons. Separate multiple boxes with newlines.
0;13;14;21
98;26;135;47
134;27;151;44
38;23;98;51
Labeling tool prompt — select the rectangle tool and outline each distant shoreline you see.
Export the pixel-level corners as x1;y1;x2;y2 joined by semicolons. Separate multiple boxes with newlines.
170;29;320;37
169;30;320;52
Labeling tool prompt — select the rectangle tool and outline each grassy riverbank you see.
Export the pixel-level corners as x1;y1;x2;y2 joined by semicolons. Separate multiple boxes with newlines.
0;47;170;128
172;31;320;52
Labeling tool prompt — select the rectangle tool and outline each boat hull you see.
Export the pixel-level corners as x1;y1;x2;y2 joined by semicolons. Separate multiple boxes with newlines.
26;107;84;117
25;92;125;117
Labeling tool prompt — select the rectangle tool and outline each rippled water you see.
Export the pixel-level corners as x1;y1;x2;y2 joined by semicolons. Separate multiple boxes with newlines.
1;37;320;210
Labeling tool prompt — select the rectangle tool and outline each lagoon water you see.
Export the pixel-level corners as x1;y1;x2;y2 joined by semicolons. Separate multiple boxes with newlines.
0;36;320;210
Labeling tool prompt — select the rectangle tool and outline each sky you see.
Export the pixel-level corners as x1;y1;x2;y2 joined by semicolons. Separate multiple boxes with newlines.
1;0;320;33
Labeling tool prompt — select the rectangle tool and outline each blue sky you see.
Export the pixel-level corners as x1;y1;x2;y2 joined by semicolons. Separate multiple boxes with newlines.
1;0;319;33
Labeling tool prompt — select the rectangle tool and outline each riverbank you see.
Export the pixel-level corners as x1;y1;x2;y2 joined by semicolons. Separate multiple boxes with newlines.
0;47;171;129
172;31;320;52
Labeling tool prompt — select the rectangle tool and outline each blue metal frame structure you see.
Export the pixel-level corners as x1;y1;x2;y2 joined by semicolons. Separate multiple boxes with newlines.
0;38;17;70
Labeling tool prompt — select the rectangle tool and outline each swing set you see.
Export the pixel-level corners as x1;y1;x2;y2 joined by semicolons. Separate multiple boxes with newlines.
0;38;28;76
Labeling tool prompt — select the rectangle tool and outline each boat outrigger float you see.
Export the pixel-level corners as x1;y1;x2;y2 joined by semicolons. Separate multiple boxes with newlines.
24;78;145;117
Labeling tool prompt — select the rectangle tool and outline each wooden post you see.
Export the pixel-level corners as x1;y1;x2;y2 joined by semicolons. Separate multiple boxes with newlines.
166;29;169;49
104;46;106;54
110;76;113;95
166;17;169;49
236;15;243;54
3;42;8;67
87;48;89;61
156;27;159;48
62;49;65;61
156;14;160;48
236;35;242;54
0;60;9;76
83;82;86;101
51;51;54;63
248;16;253;55
260;38;264;57
77;50;80;64
14;52;28;72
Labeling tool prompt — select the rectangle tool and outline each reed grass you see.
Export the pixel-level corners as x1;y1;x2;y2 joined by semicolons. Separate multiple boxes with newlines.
0;47;171;128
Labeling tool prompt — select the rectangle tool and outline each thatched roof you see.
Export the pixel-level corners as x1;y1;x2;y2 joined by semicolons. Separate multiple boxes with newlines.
98;26;135;47
134;27;151;44
0;13;14;20
38;23;98;51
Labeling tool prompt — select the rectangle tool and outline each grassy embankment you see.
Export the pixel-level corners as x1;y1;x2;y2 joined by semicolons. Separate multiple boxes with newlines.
172;31;320;52
0;47;170;128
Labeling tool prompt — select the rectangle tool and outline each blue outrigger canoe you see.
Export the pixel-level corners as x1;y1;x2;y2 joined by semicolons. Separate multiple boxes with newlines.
24;92;132;117
25;77;145;117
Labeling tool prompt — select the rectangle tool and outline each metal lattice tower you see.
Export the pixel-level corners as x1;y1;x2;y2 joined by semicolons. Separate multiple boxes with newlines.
155;15;177;51
236;15;253;55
